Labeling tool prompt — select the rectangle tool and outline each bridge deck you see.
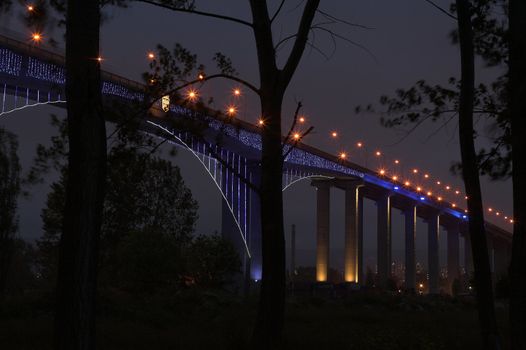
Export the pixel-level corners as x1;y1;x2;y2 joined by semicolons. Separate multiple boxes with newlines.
0;32;511;241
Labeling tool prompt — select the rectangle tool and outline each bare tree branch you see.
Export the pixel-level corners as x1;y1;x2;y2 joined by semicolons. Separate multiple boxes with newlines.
270;0;286;23
423;0;457;20
282;101;303;147
281;0;321;87
316;9;374;30
312;25;377;62
137;0;254;27
283;126;314;160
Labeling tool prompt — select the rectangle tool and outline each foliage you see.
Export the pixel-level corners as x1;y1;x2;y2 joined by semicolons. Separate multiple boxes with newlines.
0;128;21;297
359;0;511;180
185;234;241;289
3;239;37;296
37;147;199;292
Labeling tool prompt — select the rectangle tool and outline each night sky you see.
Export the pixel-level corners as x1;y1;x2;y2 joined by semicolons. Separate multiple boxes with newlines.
0;0;511;271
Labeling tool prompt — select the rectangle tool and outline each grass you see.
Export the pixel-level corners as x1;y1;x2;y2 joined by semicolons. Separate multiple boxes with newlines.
0;290;510;349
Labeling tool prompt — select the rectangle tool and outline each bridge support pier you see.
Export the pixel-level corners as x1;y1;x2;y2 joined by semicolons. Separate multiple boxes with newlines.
447;226;460;294
404;205;417;291
377;194;392;288
343;184;363;283
428;214;440;294
314;181;331;282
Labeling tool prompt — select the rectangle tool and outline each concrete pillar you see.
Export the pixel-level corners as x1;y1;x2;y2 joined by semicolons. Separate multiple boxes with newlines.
447;226;460;294
314;182;331;282
344;185;363;283
404;205;417;291
358;191;365;284
377;194;392;287
428;214;440;294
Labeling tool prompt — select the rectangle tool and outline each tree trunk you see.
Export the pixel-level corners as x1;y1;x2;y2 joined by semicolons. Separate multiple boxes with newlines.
509;0;526;349
456;1;500;348
253;94;286;349
54;1;106;349
248;2;319;348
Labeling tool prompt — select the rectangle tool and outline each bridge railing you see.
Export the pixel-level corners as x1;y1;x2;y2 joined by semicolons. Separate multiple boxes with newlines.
0;31;144;93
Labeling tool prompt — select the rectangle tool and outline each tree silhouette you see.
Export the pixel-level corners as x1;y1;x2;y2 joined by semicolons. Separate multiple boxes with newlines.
53;1;106;349
360;1;503;347
0;128;21;300
508;0;526;348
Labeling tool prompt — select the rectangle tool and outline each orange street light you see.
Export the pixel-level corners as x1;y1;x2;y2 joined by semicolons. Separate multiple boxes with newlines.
227;105;237;116
31;32;42;42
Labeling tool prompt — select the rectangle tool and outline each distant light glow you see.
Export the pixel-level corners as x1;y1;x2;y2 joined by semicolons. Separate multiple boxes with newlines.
331;131;338;138
463;215;467;219
198;73;205;80
394;159;400;164
427;191;432;196
27;5;34;11
299;116;305;123
488;208;493;212
436;181;441;185
233;88;241;96
375;151;381;156
31;32;42;42
452;203;457;208
379;169;386;175
404;181;410;186
413;169;418;174
420;196;425;201
446;186;451;190
392;176;398;181
416;186;422;191
357;142;363;148
394;186;399;190
339;152;347;159
437;197;443;201
186;89;197;101
147;52;155;59
227;105;237;116
258;119;264;126
293;133;301;141
455;190;460;194
424;174;429;178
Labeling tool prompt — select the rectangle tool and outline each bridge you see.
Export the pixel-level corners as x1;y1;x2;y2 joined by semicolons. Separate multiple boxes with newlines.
0;32;512;294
